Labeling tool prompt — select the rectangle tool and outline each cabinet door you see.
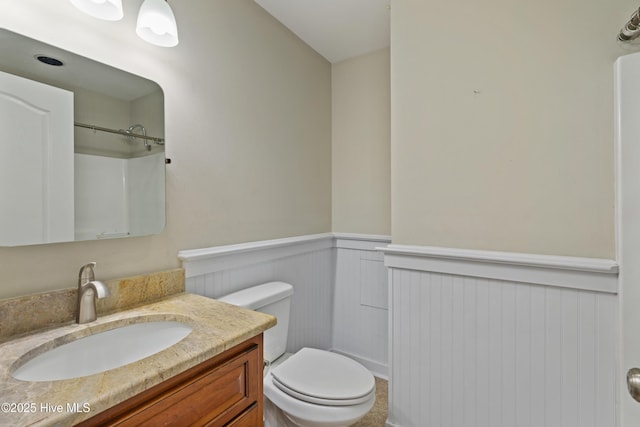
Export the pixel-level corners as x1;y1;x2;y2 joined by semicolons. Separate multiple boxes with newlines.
0;70;74;245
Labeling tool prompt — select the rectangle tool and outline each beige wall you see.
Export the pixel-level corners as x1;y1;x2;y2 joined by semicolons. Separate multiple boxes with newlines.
332;48;390;235
391;0;638;258
4;0;631;299
0;0;331;299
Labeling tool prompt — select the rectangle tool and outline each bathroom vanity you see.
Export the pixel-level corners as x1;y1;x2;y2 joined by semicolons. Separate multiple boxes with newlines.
79;334;263;426
0;269;275;426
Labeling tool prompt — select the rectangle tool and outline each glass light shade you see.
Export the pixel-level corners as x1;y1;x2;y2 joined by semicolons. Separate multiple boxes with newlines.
136;0;179;47
69;0;123;21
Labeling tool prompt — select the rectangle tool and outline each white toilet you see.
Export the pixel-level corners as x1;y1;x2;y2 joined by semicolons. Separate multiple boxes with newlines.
218;281;376;427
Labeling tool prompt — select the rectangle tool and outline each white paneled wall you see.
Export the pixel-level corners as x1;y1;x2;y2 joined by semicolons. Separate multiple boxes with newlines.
181;234;335;352
179;233;391;368
180;235;619;427
384;245;618;427
333;236;390;377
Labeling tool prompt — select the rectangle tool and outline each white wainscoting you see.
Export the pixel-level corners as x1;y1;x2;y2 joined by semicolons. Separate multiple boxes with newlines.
333;234;391;378
179;233;391;369
383;245;619;427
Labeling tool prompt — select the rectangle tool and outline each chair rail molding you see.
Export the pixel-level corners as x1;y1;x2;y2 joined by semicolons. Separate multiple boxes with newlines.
380;244;618;294
178;233;335;278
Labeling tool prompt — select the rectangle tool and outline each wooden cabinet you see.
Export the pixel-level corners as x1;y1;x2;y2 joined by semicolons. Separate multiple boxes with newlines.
78;334;263;427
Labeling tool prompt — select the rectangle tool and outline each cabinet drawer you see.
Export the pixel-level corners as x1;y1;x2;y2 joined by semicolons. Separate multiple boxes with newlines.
221;403;261;427
117;349;256;426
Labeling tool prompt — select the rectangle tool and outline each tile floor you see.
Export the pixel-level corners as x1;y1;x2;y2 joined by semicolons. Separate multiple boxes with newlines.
352;377;388;426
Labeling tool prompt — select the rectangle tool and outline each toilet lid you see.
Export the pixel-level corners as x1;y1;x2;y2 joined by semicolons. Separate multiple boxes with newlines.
270;348;375;406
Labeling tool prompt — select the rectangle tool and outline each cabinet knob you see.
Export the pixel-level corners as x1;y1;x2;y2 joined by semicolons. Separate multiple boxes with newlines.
627;368;640;402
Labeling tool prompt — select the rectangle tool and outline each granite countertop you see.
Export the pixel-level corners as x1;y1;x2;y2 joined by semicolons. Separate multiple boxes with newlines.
0;293;276;426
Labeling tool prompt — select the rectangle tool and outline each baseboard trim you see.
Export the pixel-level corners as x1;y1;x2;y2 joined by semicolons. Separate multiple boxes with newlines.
331;348;388;379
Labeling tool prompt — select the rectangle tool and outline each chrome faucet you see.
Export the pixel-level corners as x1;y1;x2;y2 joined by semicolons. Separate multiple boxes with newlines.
76;262;110;324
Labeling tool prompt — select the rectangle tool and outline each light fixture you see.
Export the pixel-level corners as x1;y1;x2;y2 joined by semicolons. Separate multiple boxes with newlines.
35;55;64;67
136;0;179;47
70;0;179;48
69;0;123;21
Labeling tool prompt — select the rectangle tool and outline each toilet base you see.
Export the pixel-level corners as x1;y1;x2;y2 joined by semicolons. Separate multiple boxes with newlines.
264;395;366;427
264;397;298;427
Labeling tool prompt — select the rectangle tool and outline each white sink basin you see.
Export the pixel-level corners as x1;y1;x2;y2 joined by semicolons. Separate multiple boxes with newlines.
12;321;192;382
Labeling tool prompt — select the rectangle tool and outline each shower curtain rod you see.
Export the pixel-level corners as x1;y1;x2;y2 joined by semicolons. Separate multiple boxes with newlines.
74;122;165;144
619;7;640;41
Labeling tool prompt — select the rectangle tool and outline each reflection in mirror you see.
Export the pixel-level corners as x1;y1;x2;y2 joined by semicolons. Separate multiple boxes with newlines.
0;29;165;246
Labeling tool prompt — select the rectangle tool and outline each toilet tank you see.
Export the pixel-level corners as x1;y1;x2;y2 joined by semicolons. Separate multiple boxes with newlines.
217;281;293;363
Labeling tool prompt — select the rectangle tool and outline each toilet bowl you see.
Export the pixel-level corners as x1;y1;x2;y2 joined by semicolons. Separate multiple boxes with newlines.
264;348;375;427
218;282;376;427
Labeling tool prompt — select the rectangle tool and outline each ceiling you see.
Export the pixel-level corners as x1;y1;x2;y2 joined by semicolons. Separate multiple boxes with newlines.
0;29;159;102
254;0;390;63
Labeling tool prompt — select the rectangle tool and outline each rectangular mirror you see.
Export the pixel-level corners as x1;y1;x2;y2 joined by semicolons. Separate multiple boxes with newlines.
0;29;165;246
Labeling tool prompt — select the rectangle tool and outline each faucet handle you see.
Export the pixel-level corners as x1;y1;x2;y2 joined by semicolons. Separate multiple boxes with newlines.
86;281;110;299
78;262;97;284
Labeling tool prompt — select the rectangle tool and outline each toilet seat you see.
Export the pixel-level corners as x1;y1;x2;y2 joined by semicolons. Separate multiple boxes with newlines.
270;348;375;406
